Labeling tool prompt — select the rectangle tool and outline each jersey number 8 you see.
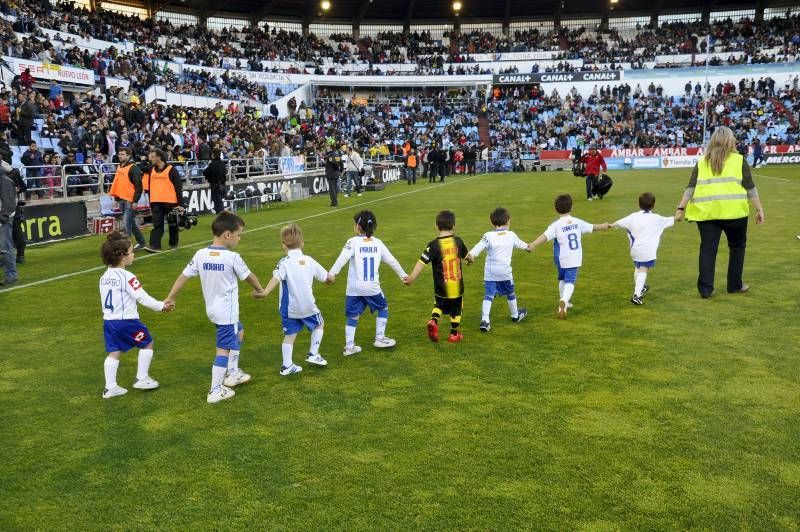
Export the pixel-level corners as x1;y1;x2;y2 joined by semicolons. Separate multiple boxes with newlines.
567;233;580;251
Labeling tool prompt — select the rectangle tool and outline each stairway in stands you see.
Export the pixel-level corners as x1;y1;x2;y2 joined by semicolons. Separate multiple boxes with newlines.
771;97;798;128
478;113;491;146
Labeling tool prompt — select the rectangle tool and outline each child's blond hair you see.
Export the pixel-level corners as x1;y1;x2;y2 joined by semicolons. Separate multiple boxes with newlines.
281;223;304;249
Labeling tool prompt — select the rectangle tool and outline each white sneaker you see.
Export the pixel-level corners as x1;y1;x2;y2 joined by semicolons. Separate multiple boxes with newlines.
357;193;363;197
102;385;128;399
207;385;235;404
587;197;593;201
373;336;396;348
223;369;252;387
343;345;362;356
306;353;328;366
280;364;303;376
132;376;159;390
344;193;350;198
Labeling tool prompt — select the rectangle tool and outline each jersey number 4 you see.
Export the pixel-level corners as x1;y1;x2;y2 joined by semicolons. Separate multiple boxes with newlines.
104;291;114;312
362;257;375;282
567;233;580;251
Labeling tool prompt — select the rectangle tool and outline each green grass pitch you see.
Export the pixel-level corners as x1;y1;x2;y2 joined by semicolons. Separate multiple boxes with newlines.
2;166;800;530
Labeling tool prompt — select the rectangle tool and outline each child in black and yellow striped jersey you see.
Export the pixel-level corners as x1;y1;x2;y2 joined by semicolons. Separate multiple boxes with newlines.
404;210;473;343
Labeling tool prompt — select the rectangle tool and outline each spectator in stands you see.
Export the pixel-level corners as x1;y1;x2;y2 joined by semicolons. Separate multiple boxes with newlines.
144;147;185;252
20;141;43;197
48;80;62;105
0;160;18;286
203;148;227;214
109;147;146;249
675;126;765;298
0;132;11;164
20;69;33;90
17;92;36;146
0;97;11;134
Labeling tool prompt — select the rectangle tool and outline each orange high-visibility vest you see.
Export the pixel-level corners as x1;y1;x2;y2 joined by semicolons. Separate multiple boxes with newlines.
144;164;177;204
407;155;417;168
109;163;135;202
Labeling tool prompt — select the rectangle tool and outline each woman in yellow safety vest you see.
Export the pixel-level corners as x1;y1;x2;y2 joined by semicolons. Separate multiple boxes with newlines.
675;126;765;298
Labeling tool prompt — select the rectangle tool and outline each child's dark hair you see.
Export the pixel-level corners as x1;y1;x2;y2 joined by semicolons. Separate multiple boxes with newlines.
436;210;456;231
639;192;656;211
554;194;573;214
212;211;245;236
101;231;132;266
354;210;377;237
490;207;510;227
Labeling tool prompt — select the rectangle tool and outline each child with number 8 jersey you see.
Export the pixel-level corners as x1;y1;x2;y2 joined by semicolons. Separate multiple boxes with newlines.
529;195;609;319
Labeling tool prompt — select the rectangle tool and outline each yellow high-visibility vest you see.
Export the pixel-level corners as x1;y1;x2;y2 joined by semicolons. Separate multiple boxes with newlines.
686;152;749;221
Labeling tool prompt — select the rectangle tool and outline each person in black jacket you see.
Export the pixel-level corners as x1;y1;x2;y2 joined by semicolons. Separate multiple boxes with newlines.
324;146;344;207
203;149;227;214
0;163;18;285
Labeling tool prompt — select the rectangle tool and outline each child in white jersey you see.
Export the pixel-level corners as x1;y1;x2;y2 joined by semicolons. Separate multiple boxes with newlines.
261;223;334;375
328;210;408;356
99;232;169;399
466;207;531;332
165;212;266;404
610;192;675;305
529;194;609;319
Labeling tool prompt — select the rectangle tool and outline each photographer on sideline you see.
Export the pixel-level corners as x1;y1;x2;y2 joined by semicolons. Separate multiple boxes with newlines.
203;148;227;214
109;147;146;249
342;145;364;197
0;161;18;286
143;148;184;252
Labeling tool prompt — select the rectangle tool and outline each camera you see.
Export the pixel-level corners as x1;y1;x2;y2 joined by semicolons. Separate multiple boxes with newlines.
167;208;198;230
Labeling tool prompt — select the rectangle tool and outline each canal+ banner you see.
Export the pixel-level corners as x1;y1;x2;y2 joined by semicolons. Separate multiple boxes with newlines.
493;71;623;85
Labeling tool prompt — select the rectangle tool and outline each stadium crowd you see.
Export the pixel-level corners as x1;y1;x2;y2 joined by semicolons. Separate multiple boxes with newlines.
487;76;799;154
2;0;800;77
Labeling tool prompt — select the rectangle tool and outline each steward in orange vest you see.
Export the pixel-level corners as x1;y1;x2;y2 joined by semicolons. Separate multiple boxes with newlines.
143;148;185;251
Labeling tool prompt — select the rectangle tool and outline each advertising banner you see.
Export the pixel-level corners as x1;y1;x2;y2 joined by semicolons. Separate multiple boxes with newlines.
764;152;800;164
3;56;94;85
493;71;622;85
23;201;89;244
278;156;306;174
660;155;701;168
632;157;662;169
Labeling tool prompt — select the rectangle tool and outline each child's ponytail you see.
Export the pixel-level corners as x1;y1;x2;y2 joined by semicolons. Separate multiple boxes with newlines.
354;210;377;238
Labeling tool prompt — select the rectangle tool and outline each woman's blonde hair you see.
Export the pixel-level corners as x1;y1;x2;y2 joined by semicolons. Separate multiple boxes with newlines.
704;126;737;176
281;223;304;249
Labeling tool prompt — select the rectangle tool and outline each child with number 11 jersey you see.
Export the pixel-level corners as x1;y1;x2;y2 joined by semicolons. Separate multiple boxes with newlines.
328;210;408;356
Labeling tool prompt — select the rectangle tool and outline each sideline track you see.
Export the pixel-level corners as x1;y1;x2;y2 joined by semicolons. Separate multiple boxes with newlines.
0;173;489;294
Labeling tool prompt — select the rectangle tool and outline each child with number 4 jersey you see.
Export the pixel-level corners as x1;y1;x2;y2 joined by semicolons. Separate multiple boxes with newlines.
529;194;609;319
99;232;170;399
328;210;408;356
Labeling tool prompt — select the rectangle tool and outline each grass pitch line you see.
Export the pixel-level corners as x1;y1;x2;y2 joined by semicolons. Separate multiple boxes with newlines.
753;172;793;183
1;173;488;294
